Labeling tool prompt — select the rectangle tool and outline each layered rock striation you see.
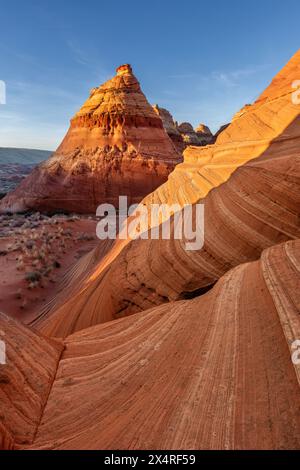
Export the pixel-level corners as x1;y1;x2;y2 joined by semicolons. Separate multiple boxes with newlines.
0;65;181;214
1;241;300;449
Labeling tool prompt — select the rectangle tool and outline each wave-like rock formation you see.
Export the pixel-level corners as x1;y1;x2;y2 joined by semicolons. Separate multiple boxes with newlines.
1;241;299;449
34;51;300;338
0;65;181;214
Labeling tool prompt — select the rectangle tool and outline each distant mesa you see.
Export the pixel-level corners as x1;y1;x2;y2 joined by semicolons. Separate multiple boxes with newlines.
0;65;181;214
0;148;52;198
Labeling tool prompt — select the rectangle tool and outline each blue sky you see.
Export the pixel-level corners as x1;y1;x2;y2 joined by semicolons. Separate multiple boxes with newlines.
0;0;299;150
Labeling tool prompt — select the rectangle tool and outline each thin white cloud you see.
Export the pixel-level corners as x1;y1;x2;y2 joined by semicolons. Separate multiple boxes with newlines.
211;63;271;87
67;39;91;66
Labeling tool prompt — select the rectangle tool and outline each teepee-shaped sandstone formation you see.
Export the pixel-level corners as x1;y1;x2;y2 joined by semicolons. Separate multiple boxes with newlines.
0;64;181;214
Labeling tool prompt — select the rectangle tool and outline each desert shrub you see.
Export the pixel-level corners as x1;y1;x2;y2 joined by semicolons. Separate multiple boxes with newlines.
25;271;41;283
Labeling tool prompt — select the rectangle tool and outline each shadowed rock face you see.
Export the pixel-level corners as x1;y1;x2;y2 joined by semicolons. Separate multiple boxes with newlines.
0;65;181;214
1;241;300;449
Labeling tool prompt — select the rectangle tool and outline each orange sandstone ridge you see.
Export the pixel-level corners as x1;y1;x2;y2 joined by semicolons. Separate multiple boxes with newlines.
0;64;181;214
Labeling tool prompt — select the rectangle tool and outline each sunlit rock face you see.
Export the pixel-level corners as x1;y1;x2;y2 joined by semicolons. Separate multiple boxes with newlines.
1;52;300;452
0;64;181;214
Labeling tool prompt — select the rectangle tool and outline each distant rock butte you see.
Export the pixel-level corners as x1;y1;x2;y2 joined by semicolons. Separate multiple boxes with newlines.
195;123;213;144
0;64;181;214
153;105;213;150
177;122;214;147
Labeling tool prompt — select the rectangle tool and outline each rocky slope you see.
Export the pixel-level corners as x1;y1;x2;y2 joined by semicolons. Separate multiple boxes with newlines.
0;65;181;214
37;150;300;338
152;106;213;151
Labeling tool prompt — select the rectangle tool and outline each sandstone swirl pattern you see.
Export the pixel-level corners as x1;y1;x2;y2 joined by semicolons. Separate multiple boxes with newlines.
1;241;299;449
0;64;181;214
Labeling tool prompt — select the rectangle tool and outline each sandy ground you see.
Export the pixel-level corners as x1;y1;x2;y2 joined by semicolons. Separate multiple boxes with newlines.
0;212;98;324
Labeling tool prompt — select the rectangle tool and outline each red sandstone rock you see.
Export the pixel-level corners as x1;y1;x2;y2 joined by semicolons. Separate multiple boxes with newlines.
0;65;181;214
